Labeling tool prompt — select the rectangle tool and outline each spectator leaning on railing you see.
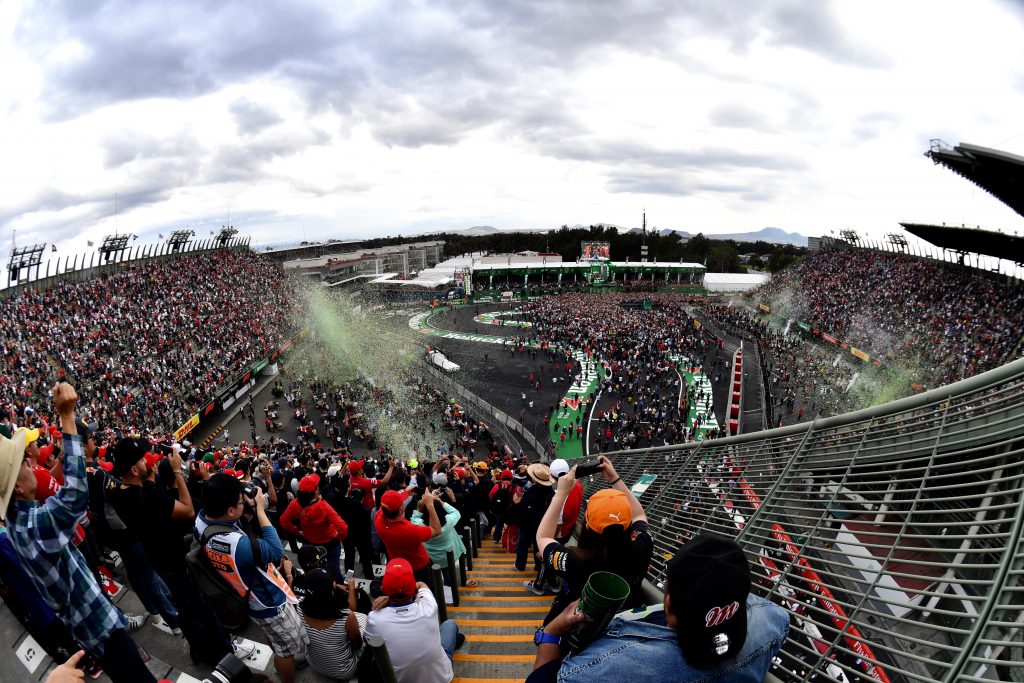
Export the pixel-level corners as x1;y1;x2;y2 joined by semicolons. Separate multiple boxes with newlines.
527;534;791;683
535;455;654;625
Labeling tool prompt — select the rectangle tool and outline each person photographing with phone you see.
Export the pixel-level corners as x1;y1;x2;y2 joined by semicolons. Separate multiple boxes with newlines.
534;455;654;625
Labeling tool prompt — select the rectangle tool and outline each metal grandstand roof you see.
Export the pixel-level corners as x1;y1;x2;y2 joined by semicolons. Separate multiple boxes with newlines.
898;223;1024;264
926;140;1024;219
593;355;1024;683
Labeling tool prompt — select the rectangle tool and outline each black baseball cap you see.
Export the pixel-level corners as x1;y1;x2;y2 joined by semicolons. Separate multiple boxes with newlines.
298;544;328;571
75;418;95;439
111;437;150;476
667;534;751;668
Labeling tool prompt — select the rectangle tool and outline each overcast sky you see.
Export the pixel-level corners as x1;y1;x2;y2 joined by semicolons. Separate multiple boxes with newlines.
3;0;1024;257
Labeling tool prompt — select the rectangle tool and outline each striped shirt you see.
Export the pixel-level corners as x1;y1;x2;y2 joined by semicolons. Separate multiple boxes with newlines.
299;607;367;679
8;434;127;654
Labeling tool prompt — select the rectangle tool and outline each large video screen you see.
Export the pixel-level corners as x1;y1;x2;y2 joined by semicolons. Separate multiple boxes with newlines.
581;241;610;261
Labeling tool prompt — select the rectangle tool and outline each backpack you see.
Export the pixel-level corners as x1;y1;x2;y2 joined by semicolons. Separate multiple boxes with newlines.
491;482;512;516
185;524;262;632
87;466;128;545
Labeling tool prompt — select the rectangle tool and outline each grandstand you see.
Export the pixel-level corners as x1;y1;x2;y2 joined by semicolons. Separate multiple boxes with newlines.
4;137;1024;683
926;140;1024;220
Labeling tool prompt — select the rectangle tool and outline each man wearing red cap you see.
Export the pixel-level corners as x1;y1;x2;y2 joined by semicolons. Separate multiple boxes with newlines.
280;473;348;581
348;457;395;510
374;489;442;583
364;558;463;683
488;468;515;543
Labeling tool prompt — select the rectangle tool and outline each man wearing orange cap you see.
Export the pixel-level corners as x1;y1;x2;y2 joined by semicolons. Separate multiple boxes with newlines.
535;455;653;625
364;558;463;682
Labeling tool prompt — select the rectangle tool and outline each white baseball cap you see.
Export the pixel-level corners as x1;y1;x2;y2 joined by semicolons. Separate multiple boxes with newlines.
549;459;570;478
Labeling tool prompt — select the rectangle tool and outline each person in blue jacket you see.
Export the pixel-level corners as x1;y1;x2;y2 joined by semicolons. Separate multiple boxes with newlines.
526;534;790;683
196;473;306;683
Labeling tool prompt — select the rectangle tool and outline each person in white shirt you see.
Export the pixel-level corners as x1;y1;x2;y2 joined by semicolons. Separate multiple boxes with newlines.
364;558;464;683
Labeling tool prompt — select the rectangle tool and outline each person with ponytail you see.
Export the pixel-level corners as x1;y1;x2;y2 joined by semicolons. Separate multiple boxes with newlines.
535;455;653;626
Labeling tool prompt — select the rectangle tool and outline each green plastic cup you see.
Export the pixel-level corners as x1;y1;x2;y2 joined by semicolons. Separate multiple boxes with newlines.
566;571;631;653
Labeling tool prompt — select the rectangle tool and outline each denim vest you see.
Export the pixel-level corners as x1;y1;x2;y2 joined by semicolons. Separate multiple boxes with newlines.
558;596;789;683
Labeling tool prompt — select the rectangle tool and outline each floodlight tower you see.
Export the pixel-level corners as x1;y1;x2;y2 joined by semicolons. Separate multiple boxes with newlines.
167;229;195;253
216;225;238;247
99;233;135;262
8;243;46;285
640;210;649;262
886;233;908;253
839;229;860;245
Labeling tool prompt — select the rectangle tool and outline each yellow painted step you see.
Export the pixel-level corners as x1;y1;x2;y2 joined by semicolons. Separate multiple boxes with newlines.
458;595;551;602
456;619;543;626
454;653;535;663
465;634;534;642
448;606;549;613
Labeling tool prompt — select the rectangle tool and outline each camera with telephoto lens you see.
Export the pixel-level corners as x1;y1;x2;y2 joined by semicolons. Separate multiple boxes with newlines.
574;460;603;478
241;482;260;506
202;653;251;683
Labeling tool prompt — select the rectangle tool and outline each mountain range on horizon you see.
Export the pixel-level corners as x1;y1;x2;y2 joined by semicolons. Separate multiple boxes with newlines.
448;224;808;246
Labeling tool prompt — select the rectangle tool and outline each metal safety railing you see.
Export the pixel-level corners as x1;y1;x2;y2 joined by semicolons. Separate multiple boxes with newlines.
420;360;549;459
583;355;1024;683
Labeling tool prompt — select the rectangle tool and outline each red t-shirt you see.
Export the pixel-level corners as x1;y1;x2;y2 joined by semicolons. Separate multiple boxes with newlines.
280;498;348;545
350;476;382;510
374;510;433;570
557;482;584;539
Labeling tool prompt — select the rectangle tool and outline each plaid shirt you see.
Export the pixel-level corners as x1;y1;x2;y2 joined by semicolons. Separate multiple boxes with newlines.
8;433;126;654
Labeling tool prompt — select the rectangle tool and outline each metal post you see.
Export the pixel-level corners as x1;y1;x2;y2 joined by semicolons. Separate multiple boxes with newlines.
446;550;462;602
366;636;400;683
430;563;449;622
457;545;469;586
462;527;474;571
470;517;481;552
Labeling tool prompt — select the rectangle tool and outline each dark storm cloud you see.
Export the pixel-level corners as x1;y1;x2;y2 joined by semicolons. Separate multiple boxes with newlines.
762;4;891;68
103;133;204;170
852;111;902;142
20;0;881;125
539;138;806;172
229;99;284;136
709;103;774;131
606;169;766;197
206;128;333;184
8;0;880;235
0;189;81;228
19;1;344;120
606;172;693;197
2;181;174;247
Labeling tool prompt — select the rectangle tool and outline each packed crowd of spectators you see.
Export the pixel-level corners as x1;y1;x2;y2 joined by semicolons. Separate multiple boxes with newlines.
700;304;860;423
2;379;792;683
750;248;1024;386
0;249;294;437
521;294;724;450
0;351;540;683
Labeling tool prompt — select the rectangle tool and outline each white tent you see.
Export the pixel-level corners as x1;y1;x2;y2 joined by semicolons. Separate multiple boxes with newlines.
702;272;769;292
